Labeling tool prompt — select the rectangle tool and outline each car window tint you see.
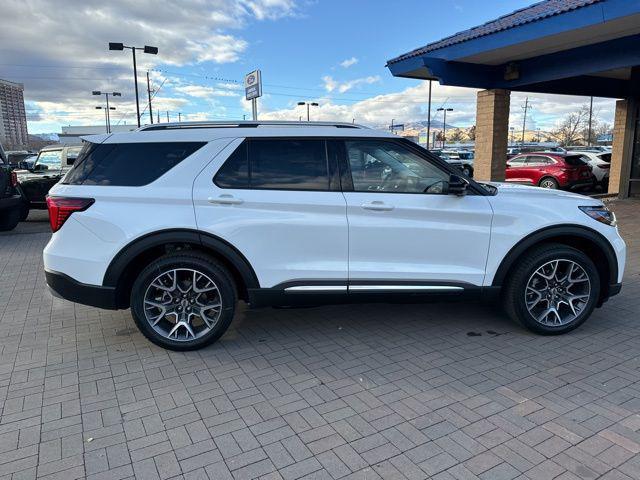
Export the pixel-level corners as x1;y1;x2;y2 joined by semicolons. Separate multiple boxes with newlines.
598;153;611;163
214;141;249;188
249;139;328;190
564;155;588;166
509;156;525;165
345;140;449;194
37;150;62;169
63;142;205;186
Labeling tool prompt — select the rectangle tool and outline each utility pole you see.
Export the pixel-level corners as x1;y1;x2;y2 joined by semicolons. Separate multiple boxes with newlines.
587;96;594;146
426;80;432;149
157;110;160;123
521;97;531;145
178;112;182;122
390;119;394;132
166;111;169;122
146;71;154;124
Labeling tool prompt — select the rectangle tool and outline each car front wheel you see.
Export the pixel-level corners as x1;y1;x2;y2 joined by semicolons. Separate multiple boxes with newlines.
503;243;600;335
130;252;237;350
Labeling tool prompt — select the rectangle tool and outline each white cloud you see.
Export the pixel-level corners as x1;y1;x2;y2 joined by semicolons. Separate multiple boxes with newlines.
1;0;299;130
259;80;615;133
175;85;240;99
322;75;380;93
340;57;358;68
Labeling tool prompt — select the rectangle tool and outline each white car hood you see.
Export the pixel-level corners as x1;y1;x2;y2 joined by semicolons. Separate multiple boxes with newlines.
487;182;601;204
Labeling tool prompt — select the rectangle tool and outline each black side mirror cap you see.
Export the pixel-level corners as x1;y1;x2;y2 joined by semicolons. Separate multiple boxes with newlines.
448;174;468;196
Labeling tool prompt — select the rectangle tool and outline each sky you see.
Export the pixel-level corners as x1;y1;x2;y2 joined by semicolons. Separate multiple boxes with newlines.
0;0;616;135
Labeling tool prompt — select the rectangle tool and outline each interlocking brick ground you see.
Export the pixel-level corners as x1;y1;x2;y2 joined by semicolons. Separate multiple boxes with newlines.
0;200;638;480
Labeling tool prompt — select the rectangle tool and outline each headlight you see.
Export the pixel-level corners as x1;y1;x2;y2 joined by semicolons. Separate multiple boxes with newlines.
579;206;617;226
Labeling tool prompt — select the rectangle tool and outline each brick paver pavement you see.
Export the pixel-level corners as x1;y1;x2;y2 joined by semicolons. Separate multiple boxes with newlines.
0;201;639;480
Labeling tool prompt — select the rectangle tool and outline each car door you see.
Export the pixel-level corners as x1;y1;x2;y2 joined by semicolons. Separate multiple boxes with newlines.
340;138;493;287
193;137;348;289
20;149;63;206
505;155;534;184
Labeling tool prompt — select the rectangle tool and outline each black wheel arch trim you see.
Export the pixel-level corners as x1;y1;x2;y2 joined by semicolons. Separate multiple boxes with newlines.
492;224;618;288
102;228;260;291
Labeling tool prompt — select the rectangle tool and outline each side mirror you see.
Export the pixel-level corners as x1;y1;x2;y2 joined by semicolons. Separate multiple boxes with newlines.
18;161;29;170
448;174;468;196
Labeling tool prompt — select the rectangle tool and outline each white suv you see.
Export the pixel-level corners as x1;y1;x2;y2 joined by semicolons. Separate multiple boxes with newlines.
43;122;626;350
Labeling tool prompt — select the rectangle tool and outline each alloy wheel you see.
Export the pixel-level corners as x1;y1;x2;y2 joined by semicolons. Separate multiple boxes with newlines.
540;179;557;189
525;259;591;326
143;268;222;341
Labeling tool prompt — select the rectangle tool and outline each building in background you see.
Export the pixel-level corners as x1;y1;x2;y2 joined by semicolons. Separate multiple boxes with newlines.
58;124;136;145
0;78;28;149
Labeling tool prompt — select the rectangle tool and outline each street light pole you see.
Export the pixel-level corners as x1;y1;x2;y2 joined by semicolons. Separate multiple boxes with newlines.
93;91;121;133
437;107;453;148
426;80;432;149
297;102;319;121
109;42;158;127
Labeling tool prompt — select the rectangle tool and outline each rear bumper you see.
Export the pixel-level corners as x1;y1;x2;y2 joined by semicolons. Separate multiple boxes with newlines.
568;178;594;190
45;270;118;310
0;194;21;210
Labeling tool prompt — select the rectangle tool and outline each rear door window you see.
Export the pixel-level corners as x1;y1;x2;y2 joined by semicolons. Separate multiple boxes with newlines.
63;142;205;186
214;139;330;191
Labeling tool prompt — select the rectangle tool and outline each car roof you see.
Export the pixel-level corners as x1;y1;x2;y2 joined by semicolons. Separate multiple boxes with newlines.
85;121;397;144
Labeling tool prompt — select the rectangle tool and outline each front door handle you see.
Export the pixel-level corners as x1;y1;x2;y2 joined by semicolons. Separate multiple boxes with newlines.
208;195;244;205
361;201;394;211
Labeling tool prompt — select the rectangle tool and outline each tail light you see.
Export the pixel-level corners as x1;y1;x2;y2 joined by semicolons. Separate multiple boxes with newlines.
46;196;94;232
9;171;17;187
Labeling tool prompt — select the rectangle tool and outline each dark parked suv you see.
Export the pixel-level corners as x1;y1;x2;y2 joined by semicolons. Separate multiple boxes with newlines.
16;144;82;219
0;144;22;231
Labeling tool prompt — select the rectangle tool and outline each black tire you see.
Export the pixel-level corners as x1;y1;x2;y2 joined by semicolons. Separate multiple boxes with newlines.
502;243;600;335
538;177;559;189
0;208;20;231
130;251;237;351
19;203;29;222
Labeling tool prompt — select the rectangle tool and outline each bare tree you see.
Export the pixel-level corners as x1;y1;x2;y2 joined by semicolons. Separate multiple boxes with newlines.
467;125;476;141
551;105;590;146
448;129;464;143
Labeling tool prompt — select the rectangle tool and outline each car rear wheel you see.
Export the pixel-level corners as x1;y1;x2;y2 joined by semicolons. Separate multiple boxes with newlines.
0;207;20;231
539;177;559;189
130;251;237;351
503;243;600;335
19;203;29;222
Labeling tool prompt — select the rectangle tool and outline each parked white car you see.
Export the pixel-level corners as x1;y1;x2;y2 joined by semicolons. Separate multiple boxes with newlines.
568;151;611;187
43;122;625;350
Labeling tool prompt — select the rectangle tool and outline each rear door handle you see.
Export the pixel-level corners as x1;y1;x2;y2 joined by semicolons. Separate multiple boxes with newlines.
361;201;394;211
208;195;244;205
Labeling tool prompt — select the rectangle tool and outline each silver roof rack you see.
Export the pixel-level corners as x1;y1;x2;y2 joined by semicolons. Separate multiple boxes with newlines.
137;120;368;131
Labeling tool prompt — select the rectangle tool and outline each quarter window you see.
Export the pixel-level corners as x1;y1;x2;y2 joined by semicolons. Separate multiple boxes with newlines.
63;142;205;186
345;140;449;194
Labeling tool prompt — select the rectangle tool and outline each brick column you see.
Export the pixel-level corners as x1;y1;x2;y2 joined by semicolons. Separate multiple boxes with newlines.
609;99;636;198
474;89;511;182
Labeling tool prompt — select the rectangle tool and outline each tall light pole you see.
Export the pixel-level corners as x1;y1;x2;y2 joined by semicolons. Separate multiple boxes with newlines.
108;42;158;127
93;91;121;133
426;80;433;149
297;102;319;121
437;107;453;148
95;106;116;133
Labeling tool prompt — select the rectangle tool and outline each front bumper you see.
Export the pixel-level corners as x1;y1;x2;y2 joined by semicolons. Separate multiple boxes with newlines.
45;270;118;310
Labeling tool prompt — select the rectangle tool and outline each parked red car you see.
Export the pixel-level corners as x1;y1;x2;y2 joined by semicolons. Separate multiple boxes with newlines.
506;152;594;190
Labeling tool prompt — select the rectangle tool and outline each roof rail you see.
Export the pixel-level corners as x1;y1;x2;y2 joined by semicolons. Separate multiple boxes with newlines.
137;120;368;131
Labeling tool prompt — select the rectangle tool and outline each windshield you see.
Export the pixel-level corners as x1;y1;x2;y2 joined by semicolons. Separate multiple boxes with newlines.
36;150;63;169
